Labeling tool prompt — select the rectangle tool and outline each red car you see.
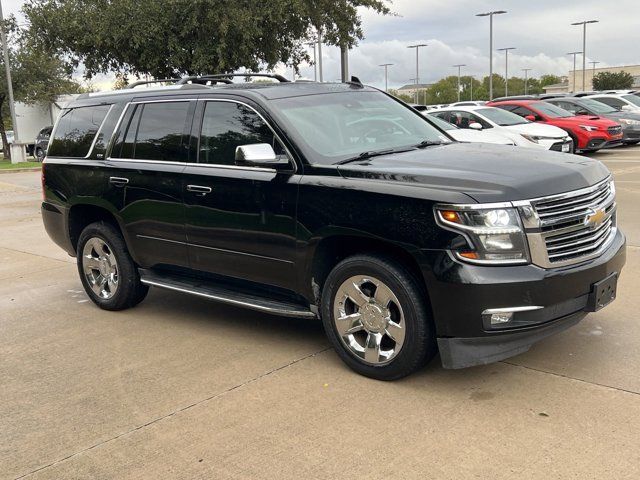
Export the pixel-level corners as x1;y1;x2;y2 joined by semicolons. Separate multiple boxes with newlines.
487;100;623;153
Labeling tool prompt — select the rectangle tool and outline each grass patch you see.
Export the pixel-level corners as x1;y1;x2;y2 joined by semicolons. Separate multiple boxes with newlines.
0;159;42;170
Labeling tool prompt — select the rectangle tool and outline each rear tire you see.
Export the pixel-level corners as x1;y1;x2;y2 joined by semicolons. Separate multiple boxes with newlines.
77;221;148;311
320;254;437;380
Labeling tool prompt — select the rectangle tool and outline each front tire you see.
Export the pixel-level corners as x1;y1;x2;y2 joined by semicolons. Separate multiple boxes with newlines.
35;148;45;162
77;221;148;311
321;254;437;380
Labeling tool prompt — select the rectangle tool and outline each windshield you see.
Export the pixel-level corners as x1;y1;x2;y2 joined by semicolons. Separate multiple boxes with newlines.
476;107;528;126
623;95;640;107
578;99;617;114
271;91;451;165
533;102;574;118
427;114;457;131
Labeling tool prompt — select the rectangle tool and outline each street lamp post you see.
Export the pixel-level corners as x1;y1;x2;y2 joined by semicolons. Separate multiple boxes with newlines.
453;64;466;102
522;68;532;95
0;0;24;163
407;44;428;103
566;51;582;93
571;20;599;91
379;63;393;92
307;40;317;81
317;29;323;82
476;10;507;100
497;47;515;97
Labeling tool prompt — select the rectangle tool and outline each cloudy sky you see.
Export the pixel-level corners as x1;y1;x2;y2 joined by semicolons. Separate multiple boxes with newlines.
4;0;640;90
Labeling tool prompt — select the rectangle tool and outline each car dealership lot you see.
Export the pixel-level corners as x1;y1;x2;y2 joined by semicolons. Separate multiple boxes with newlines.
2;147;640;479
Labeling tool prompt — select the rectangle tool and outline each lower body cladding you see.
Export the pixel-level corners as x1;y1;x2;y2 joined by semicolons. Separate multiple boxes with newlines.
622;127;640;144
420;229;626;369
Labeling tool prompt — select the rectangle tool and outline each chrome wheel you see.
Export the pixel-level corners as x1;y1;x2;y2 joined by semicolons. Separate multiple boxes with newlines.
333;275;406;365
82;237;119;299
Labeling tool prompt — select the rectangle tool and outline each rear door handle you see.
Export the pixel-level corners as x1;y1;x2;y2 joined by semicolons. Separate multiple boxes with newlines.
109;176;129;187
187;185;213;195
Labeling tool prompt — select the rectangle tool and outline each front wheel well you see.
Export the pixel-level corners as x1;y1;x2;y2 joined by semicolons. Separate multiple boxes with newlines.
309;236;428;306
68;205;122;252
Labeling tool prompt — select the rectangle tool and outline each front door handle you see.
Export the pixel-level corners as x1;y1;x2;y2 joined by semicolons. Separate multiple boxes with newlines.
109;176;129;187
187;185;213;196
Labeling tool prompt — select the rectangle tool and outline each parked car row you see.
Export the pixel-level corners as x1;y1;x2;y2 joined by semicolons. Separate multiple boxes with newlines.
421;92;639;154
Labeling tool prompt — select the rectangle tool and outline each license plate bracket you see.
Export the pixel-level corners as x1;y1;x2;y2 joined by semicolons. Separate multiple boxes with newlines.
562;143;570;153
586;273;618;312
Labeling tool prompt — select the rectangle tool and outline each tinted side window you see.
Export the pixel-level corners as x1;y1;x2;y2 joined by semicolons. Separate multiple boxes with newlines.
595;97;624;109
199;101;284;165
555;101;578;114
112;102;191;161
508;106;537;119
48;105;110;157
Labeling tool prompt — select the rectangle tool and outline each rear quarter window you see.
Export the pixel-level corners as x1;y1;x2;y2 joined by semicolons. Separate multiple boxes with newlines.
48;105;111;157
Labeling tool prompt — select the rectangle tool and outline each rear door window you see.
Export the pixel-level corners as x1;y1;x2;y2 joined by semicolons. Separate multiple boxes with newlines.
112;101;192;162
48;105;111;157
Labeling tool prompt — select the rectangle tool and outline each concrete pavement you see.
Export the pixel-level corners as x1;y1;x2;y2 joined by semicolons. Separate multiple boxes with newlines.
2;147;640;479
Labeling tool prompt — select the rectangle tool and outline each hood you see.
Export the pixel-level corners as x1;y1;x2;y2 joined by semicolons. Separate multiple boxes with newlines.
504;122;567;138
448;129;513;145
336;143;610;204
559;115;619;127
595;111;640;122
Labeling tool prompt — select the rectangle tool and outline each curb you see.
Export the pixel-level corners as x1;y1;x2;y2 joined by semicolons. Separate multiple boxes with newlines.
0;167;42;174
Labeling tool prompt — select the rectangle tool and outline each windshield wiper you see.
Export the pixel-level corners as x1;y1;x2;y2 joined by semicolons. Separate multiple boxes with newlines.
414;140;444;148
334;148;411;165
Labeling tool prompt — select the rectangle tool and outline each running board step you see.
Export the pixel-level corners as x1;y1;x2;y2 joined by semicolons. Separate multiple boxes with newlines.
139;270;316;319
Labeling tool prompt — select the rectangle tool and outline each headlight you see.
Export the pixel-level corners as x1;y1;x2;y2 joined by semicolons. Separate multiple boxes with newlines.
435;206;530;265
619;118;640;126
579;125;599;132
520;134;539;144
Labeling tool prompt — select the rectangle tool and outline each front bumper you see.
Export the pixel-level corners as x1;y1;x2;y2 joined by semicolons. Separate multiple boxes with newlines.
420;229;626;369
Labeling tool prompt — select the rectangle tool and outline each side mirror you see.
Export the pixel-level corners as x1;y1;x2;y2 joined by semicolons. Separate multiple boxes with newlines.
469;122;483;130
524;115;537;122
576;110;590;116
235;143;291;169
621;105;633;112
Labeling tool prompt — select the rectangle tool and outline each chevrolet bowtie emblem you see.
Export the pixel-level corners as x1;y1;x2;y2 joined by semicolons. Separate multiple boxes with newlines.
584;208;606;229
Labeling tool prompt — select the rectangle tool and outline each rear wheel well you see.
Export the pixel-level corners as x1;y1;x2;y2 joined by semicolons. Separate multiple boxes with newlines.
310;236;428;305
68;205;122;252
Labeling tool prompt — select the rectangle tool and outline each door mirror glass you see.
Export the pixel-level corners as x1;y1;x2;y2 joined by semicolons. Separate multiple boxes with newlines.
235;143;290;168
468;122;483;130
524;114;537;122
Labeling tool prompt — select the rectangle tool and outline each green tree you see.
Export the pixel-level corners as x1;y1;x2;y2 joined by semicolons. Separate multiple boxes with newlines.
592;71;634;90
23;0;390;79
539;74;563;88
426;76;459;104
388;90;413;103
0;18;81;158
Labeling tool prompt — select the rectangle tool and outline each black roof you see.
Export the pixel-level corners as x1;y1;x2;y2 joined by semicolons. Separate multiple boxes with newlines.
74;81;376;107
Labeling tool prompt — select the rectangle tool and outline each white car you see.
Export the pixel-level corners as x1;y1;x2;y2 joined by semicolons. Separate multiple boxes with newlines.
426;113;514;145
432;105;573;152
584;93;640;113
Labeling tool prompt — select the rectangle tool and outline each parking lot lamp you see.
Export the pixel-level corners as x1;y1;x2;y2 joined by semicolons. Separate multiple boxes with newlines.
0;0;24;163
497;47;515;97
379;63;393;92
566;51;582;93
522;68;532;95
476;10;507;100
453;64;466;102
571;20;599;91
407;44;428;103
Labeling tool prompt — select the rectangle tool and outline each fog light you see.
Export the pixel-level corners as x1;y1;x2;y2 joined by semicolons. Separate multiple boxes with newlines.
490;312;513;325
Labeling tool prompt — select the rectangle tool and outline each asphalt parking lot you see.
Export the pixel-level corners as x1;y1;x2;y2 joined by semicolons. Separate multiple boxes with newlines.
2;146;640;479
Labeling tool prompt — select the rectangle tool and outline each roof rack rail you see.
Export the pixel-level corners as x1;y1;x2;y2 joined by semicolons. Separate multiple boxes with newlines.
176;73;290;84
176;76;234;85
126;78;181;89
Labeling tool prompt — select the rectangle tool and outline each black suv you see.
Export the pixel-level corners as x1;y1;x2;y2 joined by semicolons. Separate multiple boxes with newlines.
35;126;53;162
41;75;626;380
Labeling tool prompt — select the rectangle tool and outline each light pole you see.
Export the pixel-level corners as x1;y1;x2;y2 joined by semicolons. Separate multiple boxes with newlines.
379;63;393;92
590;61;600;88
407;44;428;103
497;47;515;97
0;0;24;163
453;64;466;102
571;20;599;91
476;10;507;100
522;68;532;95
566;51;582;93
317;29;323;82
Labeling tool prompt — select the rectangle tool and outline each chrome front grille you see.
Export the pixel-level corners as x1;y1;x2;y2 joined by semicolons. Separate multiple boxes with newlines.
608;126;622;136
515;178;617;268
